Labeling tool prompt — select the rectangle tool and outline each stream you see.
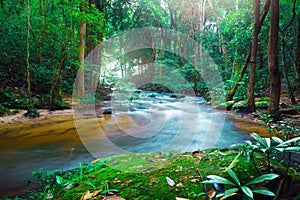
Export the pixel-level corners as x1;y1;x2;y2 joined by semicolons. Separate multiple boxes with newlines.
0;92;251;197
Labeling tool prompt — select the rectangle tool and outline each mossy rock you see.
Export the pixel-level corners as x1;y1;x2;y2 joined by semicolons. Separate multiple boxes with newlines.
255;97;269;102
214;101;235;111
232;100;247;111
255;101;269;109
225;101;235;110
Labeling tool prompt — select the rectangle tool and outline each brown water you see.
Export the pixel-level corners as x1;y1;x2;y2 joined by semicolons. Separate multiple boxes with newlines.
0;93;255;197
0;115;94;197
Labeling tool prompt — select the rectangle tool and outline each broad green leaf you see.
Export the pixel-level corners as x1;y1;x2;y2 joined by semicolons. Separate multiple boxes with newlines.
252;188;276;196
251;133;270;148
283;146;300;152
272;137;283;144
246;174;279;185
203;175;235;186
241;186;253;199
265;138;271;148
224;188;239;197
216;192;225;198
275;147;285;152
277;137;300;147
226;168;240;186
251;133;264;144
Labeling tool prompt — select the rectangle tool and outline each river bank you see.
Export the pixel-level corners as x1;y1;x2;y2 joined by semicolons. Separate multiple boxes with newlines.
0;93;299;199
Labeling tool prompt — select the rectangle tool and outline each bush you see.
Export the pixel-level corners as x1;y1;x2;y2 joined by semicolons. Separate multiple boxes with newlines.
0;103;9;116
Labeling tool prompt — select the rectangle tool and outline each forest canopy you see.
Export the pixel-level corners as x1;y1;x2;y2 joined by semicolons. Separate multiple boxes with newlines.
0;0;299;119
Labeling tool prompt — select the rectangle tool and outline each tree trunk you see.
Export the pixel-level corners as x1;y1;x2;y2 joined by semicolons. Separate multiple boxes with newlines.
76;0;86;96
38;0;44;64
208;0;226;56
296;15;300;93
247;0;260;112
281;35;296;105
268;0;281;119
49;43;67;111
26;0;33;113
226;0;271;101
227;49;251;101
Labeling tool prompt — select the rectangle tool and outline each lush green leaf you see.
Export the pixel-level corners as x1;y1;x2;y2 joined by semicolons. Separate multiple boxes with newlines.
246;174;279;185
241;186;253;199
252;188;276;196
226;168;241;186
203;175;235;186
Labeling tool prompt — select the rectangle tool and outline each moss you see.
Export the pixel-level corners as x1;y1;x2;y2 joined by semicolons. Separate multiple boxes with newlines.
232;100;247;111
255;97;269;102
255;101;269;109
25;149;289;200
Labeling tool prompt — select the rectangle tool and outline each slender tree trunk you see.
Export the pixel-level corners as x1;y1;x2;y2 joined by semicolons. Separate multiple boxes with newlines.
150;31;156;80
49;43;67;111
227;49;251;101
208;0;226;57
38;0;44;64
76;0;86;96
160;29;163;60
296;15;300;92
226;0;271;101
268;0;281;119
259;42;264;70
247;0;260;112
281;35;296;105
26;0;33;113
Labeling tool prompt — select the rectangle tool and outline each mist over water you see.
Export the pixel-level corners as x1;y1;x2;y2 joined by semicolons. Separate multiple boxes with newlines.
0;91;251;196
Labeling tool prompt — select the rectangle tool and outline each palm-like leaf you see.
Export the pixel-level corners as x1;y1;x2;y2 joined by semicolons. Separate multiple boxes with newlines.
252;188;276;196
271;136;283;144
241;186;253;199
226;168;241;186
276;137;300;147
202;175;235;186
246;174;279;185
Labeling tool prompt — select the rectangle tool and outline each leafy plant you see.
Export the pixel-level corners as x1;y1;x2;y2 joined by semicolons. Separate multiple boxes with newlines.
202;168;278;199
0;103;10;116
246;133;300;174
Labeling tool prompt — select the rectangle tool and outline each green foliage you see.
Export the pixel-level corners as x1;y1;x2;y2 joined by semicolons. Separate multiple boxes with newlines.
268;121;299;140
0;104;10;116
255;101;269;109
232;100;248;111
27;161;106;200
202;168;278;199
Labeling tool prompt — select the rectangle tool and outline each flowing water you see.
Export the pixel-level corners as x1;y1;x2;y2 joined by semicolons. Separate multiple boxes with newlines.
0;92;251;196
